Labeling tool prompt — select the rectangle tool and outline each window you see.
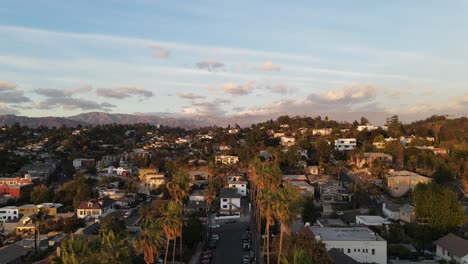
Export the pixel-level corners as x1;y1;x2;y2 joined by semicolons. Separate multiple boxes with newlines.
222;205;227;209
347;249;351;253
358;249;360;252
222;199;227;202
372;249;375;255
354;249;356;252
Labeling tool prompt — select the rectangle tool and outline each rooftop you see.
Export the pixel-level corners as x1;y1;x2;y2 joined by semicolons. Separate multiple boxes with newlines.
356;215;391;225
434;233;468;258
309;226;386;241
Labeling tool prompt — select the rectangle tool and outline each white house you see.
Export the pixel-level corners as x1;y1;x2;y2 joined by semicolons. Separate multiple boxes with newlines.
228;181;247;197
434;233;468;263
382;203;400;221
0;206;19;222
311;128;332;136
280;136;296;147
305;226;387;264
215;155;239;165
334;138;357;151
355;215;391;226
219;188;242;215
76;198;115;219
189;190;205;202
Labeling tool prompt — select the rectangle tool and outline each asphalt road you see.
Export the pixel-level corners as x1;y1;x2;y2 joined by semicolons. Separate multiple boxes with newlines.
212;220;250;264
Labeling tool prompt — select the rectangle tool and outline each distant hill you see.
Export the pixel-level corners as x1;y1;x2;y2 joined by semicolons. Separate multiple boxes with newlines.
0;115;88;128
0;111;410;128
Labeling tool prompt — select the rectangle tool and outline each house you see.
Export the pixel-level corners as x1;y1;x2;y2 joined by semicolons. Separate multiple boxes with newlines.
289;181;314;196
303;226;387;264
434;233;468;263
316;218;348;227
308;174;332;185
334;138;357;151
353;152;393;168
0;182;34;198
139;169;166;190
373;141;386;149
399;204;416;224
329;248;360;264
228;180;248;197
76;198;116;219
0;206;19;222
312;128;332;136
280;136;296;147
320;181;352;203
0;244;32;264
382;203;400;221
355;215;391;226
282;175;308;182
386;170;432;197
357;125;388;132
72;158;95;169
215;155;239;165
189;190;205;202
219;188;242;215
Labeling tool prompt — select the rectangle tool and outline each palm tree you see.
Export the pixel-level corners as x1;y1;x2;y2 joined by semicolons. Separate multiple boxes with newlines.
134;218;164;264
259;189;275;264
157;201;184;264
166;168;190;262
100;230;131;263
273;183;301;264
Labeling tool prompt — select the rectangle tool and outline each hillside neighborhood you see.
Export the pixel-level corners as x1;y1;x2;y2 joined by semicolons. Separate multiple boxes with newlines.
0;114;467;264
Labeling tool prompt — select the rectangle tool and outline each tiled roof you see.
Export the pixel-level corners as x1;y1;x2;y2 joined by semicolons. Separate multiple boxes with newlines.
434;233;468;258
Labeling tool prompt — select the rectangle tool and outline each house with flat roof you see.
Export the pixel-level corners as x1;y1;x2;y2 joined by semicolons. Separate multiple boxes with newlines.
355;215;391;226
303;226;387;264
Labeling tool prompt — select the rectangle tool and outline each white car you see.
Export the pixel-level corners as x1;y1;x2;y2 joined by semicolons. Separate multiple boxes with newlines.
243;255;250;264
336;211;344;216
209;224;220;229
212;234;219;240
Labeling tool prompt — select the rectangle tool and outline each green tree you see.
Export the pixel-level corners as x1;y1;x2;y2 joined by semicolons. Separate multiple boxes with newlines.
413;183;466;233
301;196;321;225
30;184;51;205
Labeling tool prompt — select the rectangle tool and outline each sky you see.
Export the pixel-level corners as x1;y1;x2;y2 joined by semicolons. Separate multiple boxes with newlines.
0;0;467;122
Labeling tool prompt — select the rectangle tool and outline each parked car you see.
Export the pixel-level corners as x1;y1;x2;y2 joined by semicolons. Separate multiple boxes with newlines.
208;240;217;249
212;234;219;241
209;224;220;229
242;241;250;251
336;211;344;216
243;255;250;264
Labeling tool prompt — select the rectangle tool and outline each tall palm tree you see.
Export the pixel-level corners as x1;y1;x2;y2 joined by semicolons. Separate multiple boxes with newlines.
157;201;183;264
134;218;164;264
100;230;131;263
166;168;190;262
258;189;275;264
273;183;301;264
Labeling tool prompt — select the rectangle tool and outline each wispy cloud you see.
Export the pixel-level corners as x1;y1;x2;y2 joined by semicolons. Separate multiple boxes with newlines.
34;85;92;98
222;81;255;96
265;84;296;95
177;92;206;100
32;97;115;111
259;61;280;71
196;61;225;71
96;87;153;99
0;80;30;103
150;45;170;59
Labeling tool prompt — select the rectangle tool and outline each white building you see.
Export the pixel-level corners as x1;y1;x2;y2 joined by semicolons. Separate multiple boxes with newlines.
312;128;332;136
215;155;239;165
382;203;400;221
434;233;468;263
334;138;357;151
72;158;95;169
355;215;391;226
228;181;247;197
306;226;387;264
0;206;19;222
219;188;242;215
280;136;296;147
189;190;205;202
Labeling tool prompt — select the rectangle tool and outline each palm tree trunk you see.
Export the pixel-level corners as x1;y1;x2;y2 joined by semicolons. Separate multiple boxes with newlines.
179;229;183;263
164;239;170;264
266;223;270;264
277;224;284;264
172;237;176;264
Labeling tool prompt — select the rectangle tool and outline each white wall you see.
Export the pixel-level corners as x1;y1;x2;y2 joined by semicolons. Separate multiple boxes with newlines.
228;184;247;197
322;240;387;264
0;207;19;222
220;197;241;214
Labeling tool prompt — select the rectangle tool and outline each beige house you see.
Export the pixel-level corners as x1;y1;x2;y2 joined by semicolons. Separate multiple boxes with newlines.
386;170;431;197
399;204;416;224
139;168;166;189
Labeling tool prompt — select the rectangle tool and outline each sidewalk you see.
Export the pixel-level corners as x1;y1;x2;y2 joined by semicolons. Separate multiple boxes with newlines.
188;240;205;264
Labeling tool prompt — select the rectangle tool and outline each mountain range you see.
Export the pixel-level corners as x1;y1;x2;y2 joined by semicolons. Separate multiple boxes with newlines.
0;111;413;128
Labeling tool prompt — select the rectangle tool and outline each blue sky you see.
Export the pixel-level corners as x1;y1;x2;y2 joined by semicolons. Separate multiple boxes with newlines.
0;0;467;121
